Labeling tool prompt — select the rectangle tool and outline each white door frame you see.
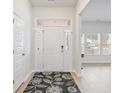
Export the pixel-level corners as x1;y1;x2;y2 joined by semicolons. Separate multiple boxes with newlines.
34;26;73;72
13;12;25;92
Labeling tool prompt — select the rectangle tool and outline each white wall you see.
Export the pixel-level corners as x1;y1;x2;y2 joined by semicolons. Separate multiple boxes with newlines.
81;22;111;63
74;0;111;76
80;0;111;63
13;0;33;79
32;7;75;71
81;22;111;33
74;0;90;76
76;0;90;14
81;0;111;21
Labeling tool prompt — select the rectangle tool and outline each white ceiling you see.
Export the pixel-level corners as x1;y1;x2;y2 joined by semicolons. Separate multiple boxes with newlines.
30;0;78;7
81;0;111;21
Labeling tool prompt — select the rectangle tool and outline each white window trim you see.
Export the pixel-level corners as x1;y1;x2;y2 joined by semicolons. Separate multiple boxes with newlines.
81;33;111;56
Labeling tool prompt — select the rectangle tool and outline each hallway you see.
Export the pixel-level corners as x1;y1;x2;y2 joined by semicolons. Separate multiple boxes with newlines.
13;0;111;93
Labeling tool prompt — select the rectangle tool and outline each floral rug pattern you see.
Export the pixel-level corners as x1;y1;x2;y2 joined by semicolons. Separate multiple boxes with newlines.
23;72;81;93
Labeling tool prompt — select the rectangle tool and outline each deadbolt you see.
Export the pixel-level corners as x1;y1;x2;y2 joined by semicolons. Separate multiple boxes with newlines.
22;53;25;56
61;45;64;49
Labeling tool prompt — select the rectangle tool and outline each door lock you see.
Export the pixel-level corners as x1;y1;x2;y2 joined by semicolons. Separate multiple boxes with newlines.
61;45;64;52
61;45;64;49
37;48;40;50
22;53;25;56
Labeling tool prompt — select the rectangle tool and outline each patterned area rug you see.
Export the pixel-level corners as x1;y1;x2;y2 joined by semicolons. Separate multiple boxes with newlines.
23;72;81;93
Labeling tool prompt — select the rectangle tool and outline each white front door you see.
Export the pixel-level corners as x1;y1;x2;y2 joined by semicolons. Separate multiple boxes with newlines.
13;14;25;92
43;27;64;71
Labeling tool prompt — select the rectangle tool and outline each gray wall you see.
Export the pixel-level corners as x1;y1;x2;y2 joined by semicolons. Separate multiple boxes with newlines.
80;21;111;63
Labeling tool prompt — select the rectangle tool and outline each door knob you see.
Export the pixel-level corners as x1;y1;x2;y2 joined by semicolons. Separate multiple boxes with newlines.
22;53;25;56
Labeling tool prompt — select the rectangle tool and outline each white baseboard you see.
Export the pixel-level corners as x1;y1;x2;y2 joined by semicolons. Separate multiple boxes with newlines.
14;70;33;92
33;69;73;72
24;70;34;82
72;69;82;78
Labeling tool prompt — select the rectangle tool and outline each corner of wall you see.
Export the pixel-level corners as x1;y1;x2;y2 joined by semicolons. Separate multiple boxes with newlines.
73;0;90;77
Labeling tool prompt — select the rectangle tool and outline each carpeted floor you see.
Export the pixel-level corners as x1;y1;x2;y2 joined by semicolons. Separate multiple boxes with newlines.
23;72;81;93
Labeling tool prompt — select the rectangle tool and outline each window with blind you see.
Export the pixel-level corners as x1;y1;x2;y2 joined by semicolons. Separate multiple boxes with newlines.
81;33;111;56
102;33;111;55
86;33;100;55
